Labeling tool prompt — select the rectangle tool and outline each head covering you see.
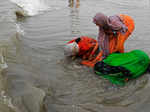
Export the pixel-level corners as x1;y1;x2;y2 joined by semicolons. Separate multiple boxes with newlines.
93;12;127;31
93;12;127;57
64;42;79;56
93;13;108;27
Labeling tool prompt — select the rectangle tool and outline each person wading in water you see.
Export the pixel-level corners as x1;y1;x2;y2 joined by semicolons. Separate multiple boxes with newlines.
82;12;135;67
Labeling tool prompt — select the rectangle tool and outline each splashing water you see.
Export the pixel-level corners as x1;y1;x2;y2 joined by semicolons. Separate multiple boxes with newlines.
10;0;50;16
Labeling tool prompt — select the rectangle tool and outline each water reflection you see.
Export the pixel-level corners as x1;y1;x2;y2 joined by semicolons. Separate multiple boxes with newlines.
70;8;81;37
69;0;81;37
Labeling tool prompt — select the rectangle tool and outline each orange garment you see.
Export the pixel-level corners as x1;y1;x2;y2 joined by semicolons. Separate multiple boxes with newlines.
67;36;98;60
109;14;135;53
82;14;135;67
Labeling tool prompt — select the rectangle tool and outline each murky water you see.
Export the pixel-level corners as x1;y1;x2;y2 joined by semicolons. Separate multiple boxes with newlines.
0;0;150;112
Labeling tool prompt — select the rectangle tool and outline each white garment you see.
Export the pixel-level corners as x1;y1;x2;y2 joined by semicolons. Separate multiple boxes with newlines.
64;42;79;56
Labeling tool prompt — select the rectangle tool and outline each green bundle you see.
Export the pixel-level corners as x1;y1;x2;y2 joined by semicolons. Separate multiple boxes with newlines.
94;50;150;86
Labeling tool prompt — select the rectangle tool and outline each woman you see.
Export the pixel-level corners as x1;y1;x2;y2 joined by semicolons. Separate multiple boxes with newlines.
64;36;98;60
82;12;135;67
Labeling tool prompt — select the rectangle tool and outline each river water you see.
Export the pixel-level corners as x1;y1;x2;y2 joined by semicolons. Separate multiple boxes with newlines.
0;0;150;112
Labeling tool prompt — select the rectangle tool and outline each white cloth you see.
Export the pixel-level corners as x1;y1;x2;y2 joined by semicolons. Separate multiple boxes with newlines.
64;42;79;56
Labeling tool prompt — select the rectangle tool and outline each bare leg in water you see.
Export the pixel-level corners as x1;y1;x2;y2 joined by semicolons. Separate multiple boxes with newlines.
69;0;80;8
